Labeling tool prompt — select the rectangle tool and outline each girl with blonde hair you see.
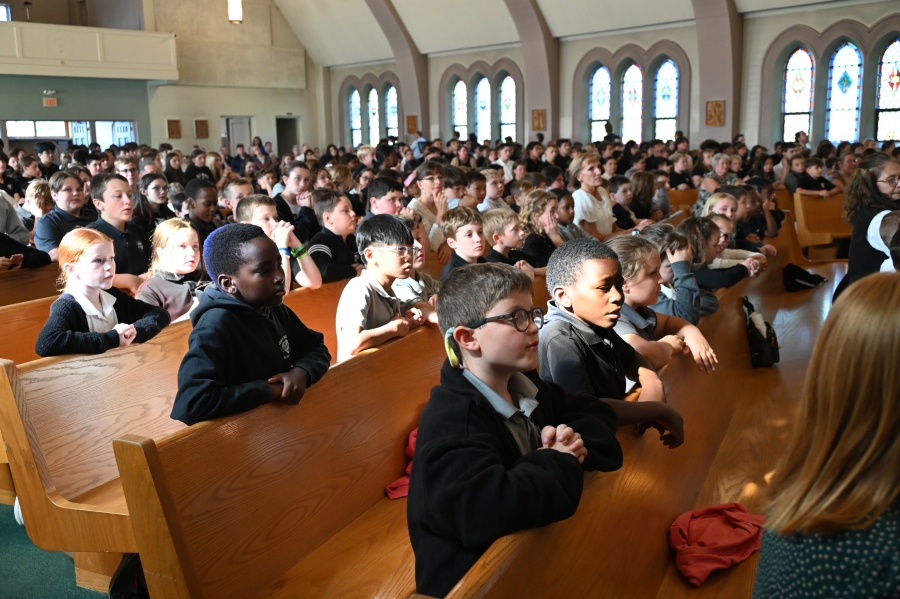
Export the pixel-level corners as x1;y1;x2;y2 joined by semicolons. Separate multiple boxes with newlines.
35;228;169;356
754;272;900;597
519;189;564;271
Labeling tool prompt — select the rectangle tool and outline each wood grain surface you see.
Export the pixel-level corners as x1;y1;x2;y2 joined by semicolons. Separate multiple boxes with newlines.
0;296;54;364
0;265;59;307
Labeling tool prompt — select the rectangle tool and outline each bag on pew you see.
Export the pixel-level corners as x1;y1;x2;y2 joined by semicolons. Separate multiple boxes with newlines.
782;262;827;292
742;296;780;368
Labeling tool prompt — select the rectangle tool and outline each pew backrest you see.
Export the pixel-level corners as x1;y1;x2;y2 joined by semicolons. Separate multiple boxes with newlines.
114;326;444;599
283;280;349;364
0;266;59;307
0;296;54;364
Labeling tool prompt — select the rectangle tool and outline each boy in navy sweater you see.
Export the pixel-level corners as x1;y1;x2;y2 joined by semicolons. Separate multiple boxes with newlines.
171;224;331;425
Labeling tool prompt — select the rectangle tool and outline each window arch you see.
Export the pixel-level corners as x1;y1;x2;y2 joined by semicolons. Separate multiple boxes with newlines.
385;86;399;140
368;88;380;146
589;66;611;143
877;38;900;142
654;59;678;142
782;47;814;143
499;76;516;142
349;89;362;147
826;42;862;143
621;64;643;144
475;77;491;143
453;80;468;138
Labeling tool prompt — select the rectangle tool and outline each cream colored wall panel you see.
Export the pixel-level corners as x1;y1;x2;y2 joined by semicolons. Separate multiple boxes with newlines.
102;33;175;66
392;0;519;55
271;7;303;49
21;25;100;62
536;0;694;38
0;27;19;59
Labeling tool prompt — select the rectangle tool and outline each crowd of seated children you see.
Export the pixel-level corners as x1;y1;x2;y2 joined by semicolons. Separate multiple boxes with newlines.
234;194;321;290
335;214;423;362
34;170;97;261
135;218;206;322
408;262;624;597
35;228;169;357
639;224;719;324
482;208;534;281
440;206;486;281
520;189;564;271
736;184;783;243
307;189;362;283
171;223;331;426
392;215;440;327
182;179;220;247
605;235;717;374
678;216;755;290
0;152;19;201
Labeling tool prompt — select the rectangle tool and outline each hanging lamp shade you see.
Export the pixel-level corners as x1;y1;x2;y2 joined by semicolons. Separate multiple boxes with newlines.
227;0;243;23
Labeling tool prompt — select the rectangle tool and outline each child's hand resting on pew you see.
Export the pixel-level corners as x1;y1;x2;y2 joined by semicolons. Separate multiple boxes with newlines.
268;367;310;405
114;323;137;348
540;424;587;464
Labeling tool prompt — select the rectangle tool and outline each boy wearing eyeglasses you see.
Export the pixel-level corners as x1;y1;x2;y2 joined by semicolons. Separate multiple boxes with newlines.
408;263;627;598
335;214;423;362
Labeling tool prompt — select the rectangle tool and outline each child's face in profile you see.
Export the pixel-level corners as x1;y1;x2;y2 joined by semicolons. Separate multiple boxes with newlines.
468;181;487;203
557;196;575;225
467;290;540;372
557;258;624;329
495;220;525;249
327;197;358;237
806;164;823;178
448;223;484;262
160;227;200;276
622;253;662;308
513;165;527;180
66;242;116;291
655;176;670;191
224;237;286;307
486;177;505;200
371;191;404;215
247;205;279;237
189;188;219;223
659;255;674;286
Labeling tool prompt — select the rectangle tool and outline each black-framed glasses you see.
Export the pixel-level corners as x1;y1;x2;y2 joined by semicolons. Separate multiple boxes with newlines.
464;308;544;332
372;245;421;258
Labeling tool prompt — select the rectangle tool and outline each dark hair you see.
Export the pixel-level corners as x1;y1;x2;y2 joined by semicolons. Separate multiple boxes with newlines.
204;223;269;285
546;237;619;292
184;178;217;200
416;160;445;180
89;173;129;201
845;154;899;223
891;229;900;271
466;170;486;185
166;153;181;169
718;185;746;201
541;165;564;184
608;175;631;195
72;149;89;165
139;172;167;196
523;172;547;188
375;144;397;164
191;148;206;159
158;143;173;153
367;176;403;200
34;141;56;155
437;263;534;361
49;170;80;193
355;214;414;265
443;165;468;188
805;157;824;169
86;153;102;165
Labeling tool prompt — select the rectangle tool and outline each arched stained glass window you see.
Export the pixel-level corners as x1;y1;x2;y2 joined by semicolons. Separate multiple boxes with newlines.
499;76;516;142
589;66;611;143
453;80;468;139
876;39;900;142
385;86;399;140
349;89;362;147
621;64;643;144
475;77;491;143
368;88;380;146
654;59;678;142
782;48;814;143
826;43;862;143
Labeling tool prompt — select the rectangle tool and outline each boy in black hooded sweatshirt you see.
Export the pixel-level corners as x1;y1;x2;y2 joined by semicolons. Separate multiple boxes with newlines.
171;223;331;426
407;263;623;598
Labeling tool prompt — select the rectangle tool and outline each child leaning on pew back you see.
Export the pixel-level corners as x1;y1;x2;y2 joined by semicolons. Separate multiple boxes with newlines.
605;235;717;373
335;214;422;362
408;263;624;598
171;224;331;426
35;228;170;357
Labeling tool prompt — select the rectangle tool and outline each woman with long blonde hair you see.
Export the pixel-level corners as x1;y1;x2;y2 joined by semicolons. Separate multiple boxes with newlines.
753;272;900;597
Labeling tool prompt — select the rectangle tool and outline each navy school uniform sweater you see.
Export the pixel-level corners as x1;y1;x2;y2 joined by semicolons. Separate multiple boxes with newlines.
408;360;622;597
171;287;331;425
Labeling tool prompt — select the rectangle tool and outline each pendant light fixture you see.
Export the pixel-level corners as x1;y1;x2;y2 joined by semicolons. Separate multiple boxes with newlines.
227;0;243;24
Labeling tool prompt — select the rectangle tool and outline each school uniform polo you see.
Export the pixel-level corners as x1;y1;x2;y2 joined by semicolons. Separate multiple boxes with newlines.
461;369;542;456
86;217;151;276
67;288;118;333
34;206;96;252
539;300;635;400
334;269;401;362
613;303;658;342
392;271;440;312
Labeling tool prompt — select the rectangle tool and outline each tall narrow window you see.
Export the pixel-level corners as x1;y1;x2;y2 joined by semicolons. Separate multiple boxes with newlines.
385;86;399;140
71;121;92;146
368;88;380;146
782;48;814;143
589;66;611;143
453;80;468;139
654;59;678;142
475;77;491;143
349;89;362;147
826;43;862;143
499;76;516;142
876;39;900;142
621;64;643;144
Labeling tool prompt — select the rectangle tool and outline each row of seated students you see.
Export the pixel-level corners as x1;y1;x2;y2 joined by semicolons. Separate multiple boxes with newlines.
9;135;900;597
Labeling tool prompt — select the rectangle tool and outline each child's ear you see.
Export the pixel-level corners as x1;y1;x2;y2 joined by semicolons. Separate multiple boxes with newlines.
217;273;238;295
453;326;479;353
491;232;501;245
92;197;103;211
363;247;376;264
446;237;458;249
552;286;573;309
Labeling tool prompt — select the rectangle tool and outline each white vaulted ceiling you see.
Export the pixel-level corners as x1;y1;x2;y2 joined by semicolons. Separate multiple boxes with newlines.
390;0;520;54
534;0;695;38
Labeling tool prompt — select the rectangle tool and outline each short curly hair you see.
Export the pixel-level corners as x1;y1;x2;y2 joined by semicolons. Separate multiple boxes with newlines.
545;237;619;292
204;223;269;286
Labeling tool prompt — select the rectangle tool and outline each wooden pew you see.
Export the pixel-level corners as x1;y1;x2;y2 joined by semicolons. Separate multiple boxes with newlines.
774;189;794;213
660;209;688;228
113;326;445;599
0;296;55;365
0;265;59;307
795;193;851;238
446;216;841;599
283;280;349;364
668;189;699;210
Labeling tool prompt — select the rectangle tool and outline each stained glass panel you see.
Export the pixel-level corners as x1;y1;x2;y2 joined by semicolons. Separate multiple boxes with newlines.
499;76;516;142
453;80;468;139
876;39;900;142
349;89;362;147
825;43;862;143
385;86;398;139
784;48;814;114
368;88;380;146
654;60;678;119
475;77;491;143
621;64;643;144
590;66;610;142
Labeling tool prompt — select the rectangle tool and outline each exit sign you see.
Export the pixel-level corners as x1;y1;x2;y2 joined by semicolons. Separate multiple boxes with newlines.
43;98;58;107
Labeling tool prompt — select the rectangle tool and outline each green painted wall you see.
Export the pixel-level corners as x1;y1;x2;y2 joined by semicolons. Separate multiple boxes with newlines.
0;75;152;144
